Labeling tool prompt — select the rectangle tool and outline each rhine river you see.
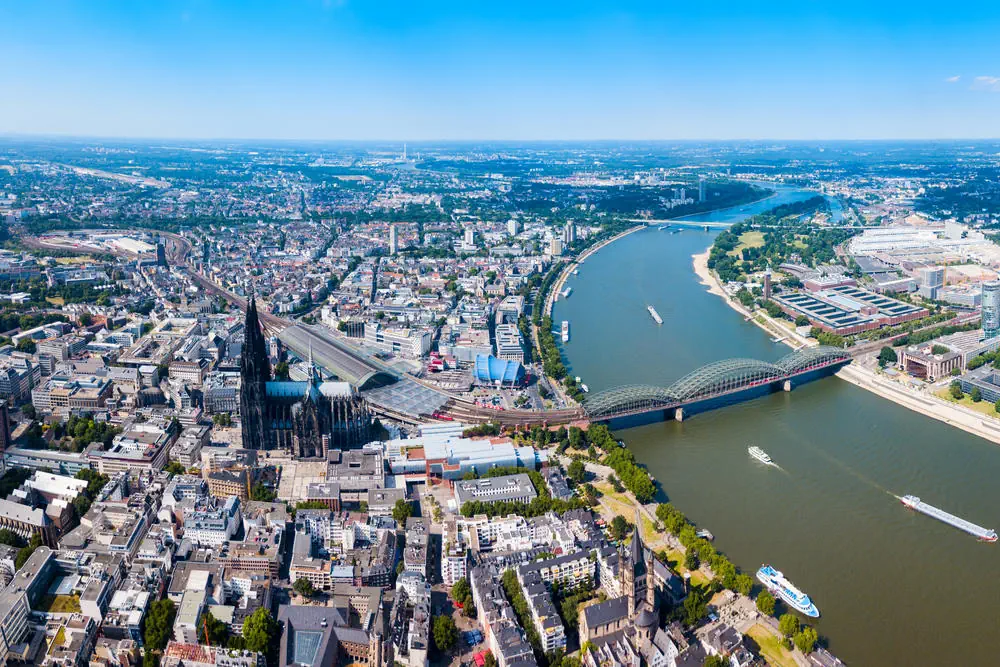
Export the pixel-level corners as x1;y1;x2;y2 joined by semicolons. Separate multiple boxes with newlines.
553;187;1000;666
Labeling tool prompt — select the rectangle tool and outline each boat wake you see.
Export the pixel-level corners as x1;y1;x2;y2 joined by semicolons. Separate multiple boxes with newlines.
774;422;892;495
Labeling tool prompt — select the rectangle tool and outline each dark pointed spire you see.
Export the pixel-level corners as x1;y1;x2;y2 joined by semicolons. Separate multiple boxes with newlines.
240;291;271;450
630;508;647;578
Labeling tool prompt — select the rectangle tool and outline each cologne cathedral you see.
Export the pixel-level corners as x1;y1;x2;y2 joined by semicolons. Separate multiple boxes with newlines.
239;295;372;457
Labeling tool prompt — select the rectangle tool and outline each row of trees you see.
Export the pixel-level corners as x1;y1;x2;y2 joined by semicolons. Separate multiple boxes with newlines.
657;503;822;655
538;315;568;381
655;503;753;596
462;422;502;438
0;310;66;335
501;569;553;667
966;347;1000;371
580;423;657;502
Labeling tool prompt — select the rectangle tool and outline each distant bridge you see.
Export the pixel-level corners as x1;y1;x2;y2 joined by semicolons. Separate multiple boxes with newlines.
583;346;851;424
626;218;732;229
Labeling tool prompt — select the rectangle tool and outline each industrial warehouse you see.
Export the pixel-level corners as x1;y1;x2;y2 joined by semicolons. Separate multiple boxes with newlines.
772;284;928;335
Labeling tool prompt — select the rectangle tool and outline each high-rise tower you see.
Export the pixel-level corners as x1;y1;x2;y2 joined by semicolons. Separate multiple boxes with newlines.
983;281;1000;340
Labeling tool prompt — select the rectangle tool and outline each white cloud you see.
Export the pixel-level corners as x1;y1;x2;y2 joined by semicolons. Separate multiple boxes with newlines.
971;76;1000;92
945;75;961;83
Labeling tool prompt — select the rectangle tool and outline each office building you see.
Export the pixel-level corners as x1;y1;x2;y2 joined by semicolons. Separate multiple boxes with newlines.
4;446;92;476
563;223;576;245
772;285;927;336
0;400;8;473
206;469;250;501
389;225;398;255
363;323;432;359
982;281;1000;340
0;547;56;658
88;421;173;475
183;497;242;547
454;474;537;507
494;324;525;363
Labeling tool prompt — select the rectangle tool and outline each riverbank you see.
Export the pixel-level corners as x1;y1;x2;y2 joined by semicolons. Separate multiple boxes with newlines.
545;224;645;317
692;248;729;299
693;242;1000;446
836;364;1000;446
559;453;817;666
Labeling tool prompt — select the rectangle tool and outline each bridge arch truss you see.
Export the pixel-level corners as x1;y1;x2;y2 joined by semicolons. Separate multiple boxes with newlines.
775;346;850;375
665;358;784;403
583;346;850;421
582;385;679;421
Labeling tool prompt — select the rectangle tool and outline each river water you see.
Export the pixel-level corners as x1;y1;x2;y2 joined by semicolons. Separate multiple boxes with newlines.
553;187;1000;666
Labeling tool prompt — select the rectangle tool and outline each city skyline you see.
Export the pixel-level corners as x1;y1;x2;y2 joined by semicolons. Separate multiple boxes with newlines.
3;0;1000;140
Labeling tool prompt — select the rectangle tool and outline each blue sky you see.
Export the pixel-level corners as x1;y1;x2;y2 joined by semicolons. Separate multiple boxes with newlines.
2;0;999;140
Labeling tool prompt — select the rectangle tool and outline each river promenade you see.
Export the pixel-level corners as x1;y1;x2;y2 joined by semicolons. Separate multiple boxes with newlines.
691;247;1000;446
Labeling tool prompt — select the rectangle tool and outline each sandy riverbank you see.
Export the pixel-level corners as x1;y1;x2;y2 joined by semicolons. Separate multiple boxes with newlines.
692;248;727;299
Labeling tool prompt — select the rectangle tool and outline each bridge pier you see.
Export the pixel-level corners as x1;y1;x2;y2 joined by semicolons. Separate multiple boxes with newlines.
674;407;684;422
783;379;792;392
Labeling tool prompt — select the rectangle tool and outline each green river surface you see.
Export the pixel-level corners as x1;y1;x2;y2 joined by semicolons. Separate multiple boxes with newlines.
552;187;1000;666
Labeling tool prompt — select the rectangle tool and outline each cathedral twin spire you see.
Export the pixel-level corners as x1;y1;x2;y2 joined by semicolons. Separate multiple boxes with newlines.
240;291;271;450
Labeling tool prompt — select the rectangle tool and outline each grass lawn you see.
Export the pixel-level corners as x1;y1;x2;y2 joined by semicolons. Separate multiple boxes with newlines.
728;231;765;257
45;297;65;306
746;624;798;667
593;483;637;520
55;256;92;265
38;594;81;614
936;388;1000;418
661;550;711;586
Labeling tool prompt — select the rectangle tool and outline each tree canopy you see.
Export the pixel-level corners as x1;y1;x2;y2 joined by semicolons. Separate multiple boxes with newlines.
392;498;413;523
242;607;280;655
144;599;177;651
432;615;458;654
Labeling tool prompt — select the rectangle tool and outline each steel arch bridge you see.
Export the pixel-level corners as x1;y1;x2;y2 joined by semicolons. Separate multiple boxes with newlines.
583;346;850;422
580;384;679;423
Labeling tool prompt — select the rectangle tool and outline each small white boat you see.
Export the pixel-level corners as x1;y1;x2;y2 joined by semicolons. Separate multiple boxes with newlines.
580;384;589;393
748;446;775;466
